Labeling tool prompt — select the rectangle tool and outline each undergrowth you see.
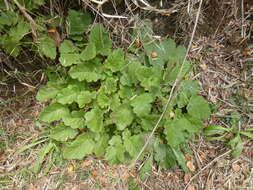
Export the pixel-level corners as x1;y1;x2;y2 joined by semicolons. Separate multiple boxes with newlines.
30;10;212;174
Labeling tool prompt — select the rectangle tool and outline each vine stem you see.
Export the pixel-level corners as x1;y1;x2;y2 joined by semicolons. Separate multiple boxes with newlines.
118;0;204;185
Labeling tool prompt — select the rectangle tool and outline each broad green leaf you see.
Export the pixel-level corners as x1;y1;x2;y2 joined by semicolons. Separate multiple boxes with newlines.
0;11;18;26
140;115;159;131
76;91;94;108
85;108;104;132
165;61;192;85
63;133;95;160
56;85;80;104
9;20;30;42
63;111;85;129
97;89;110;108
89;24;112;56
105;136;126;164
80;42;96;61
94;133;109;157
38;35;56;59
104;77;118;94
123;133;144;158
187;96;211;120
36;85;59;102
105;49;126;72
136;65;162;91
177;80;201;108
69;62;103;82
140;155;153;181
164;118;197;147
154;142;177;169
131;93;153;117
59;53;81;67
67;10;91;35
40;103;69;123
50;124;78;141
144;39;182;67
59;40;77;54
0;35;21;56
120;61;142;86
111;104;134;130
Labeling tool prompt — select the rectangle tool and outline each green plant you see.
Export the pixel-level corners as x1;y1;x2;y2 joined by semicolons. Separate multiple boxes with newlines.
204;113;253;158
33;12;211;173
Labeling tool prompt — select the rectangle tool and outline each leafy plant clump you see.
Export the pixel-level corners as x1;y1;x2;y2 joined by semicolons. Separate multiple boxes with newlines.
36;11;211;172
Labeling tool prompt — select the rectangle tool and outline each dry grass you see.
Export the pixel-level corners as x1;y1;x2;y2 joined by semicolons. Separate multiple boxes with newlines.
1;0;253;189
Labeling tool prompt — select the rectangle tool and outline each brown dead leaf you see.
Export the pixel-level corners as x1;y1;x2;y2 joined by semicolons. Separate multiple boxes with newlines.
200;64;208;71
28;184;37;190
200;153;207;160
185;154;193;161
92;170;98;178
232;163;241;172
123;172;130;180
173;173;180;183
187;161;196;172
81;159;93;167
99;176;110;184
187;184;196;190
184;173;191;183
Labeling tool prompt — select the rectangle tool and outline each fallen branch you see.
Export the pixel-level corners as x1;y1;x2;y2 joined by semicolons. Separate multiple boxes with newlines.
12;0;38;41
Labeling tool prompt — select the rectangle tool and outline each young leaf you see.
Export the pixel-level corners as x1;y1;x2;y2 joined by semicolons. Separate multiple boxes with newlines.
131;93;153;118
67;10;91;35
62;110;85;129
50;124;78;141
63;133;95;160
111;104;134;130
187;96;211;120
85;108;104;132
40;103;69;123
89;24;112;56
105;49;126;72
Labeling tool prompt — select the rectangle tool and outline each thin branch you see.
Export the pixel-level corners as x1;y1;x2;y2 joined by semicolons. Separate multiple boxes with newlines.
12;0;38;41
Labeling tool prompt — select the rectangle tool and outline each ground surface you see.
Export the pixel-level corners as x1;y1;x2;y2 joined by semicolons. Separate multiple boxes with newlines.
1;0;253;189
